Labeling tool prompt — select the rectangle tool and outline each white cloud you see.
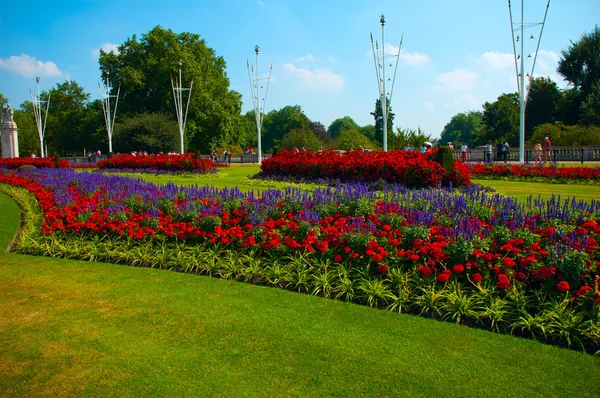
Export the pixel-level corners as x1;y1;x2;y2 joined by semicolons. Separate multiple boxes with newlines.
443;94;480;110
257;0;265;5
436;68;478;91
296;54;316;63
282;63;344;90
423;102;435;111
479;52;514;70
0;54;62;78
534;49;559;75
91;42;119;58
367;44;429;66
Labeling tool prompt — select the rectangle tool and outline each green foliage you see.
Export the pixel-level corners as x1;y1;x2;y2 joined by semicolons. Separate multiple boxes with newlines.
327;116;359;138
389;127;432;150
479;93;519;146
558;26;600;102
309;121;332;144
440;111;483;148
435;146;455;174
261;105;311;152
0;93;8;110
334;129;378;151
99;26;244;152
281;128;323;152
526;77;562;135
371;97;395;146
528;122;600;146
114;113;179;153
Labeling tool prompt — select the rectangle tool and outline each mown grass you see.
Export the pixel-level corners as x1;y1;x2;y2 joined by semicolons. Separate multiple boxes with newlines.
472;179;600;203
1;191;600;396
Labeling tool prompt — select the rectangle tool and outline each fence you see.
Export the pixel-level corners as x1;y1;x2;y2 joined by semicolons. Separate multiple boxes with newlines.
452;147;600;163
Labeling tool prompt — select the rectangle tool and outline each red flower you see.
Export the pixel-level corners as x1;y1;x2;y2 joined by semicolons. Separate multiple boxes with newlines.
377;264;389;274
556;281;570;292
452;264;465;274
515;272;526;281
496;274;510;290
418;265;434;278
502;257;516;268
470;273;483;283
334;254;343;263
575;285;592;298
437;270;452;283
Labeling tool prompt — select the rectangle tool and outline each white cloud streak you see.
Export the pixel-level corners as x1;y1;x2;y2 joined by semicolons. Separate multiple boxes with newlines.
436;68;478;91
0;54;62;78
91;42;119;58
479;51;514;70
368;44;429;66
282;63;344;90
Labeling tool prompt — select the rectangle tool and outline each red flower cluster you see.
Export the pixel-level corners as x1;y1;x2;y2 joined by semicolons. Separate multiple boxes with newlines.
97;153;216;172
261;149;471;187
470;164;600;182
0;158;69;169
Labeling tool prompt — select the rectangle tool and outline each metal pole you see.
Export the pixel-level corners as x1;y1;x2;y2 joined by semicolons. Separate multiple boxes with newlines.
179;63;184;154
106;75;112;153
381;15;387;152
256;47;261;164
519;1;525;164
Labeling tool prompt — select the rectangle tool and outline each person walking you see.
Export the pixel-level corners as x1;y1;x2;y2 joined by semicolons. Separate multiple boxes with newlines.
534;141;543;165
461;142;468;162
485;140;492;163
503;142;510;163
496;142;504;162
543;136;552;163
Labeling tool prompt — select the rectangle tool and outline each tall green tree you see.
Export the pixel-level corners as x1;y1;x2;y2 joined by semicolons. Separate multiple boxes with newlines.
371;98;394;146
281;129;323;152
310;121;332;145
12;103;39;156
440;111;483;147
113;113;179;153
358;125;376;142
390;127;433;150
479;93;519;146
557;26;600;125
99;26;243;152
327;116;359;138
0;93;8;111
334;129;377;151
261;105;311;152
525;77;561;134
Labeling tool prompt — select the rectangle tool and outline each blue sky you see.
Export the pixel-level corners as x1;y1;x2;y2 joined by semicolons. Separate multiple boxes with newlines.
1;0;598;139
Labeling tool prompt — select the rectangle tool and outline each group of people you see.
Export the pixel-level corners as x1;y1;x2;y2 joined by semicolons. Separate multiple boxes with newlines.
534;136;552;164
211;150;232;164
483;141;511;163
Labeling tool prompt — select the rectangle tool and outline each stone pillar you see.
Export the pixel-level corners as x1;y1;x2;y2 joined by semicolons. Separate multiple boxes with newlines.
1;122;19;158
1;105;19;158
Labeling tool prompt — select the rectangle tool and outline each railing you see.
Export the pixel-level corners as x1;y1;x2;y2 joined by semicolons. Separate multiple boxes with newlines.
452;147;600;163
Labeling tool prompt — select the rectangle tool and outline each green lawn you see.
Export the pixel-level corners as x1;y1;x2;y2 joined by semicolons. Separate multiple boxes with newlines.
472;179;600;203
1;192;600;396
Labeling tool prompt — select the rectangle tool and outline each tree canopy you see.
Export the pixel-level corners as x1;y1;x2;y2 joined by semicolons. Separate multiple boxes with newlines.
98;25;243;152
327;116;359;138
439;111;482;147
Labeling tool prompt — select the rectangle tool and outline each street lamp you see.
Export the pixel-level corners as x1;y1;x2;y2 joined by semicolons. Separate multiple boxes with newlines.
247;45;273;164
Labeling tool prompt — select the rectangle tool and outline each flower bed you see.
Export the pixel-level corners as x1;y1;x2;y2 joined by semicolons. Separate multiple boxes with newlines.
260;150;471;187
1;168;599;352
96;153;216;173
0;157;70;169
471;163;600;184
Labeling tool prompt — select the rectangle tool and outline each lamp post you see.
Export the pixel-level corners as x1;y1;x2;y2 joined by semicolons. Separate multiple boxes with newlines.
99;72;120;154
30;76;50;158
370;15;402;152
247;45;272;164
171;60;193;154
508;0;550;163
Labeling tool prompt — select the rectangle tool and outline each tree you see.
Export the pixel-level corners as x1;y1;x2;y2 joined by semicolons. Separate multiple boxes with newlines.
261;105;311;152
113;113;179;153
371;98;395;146
327;116;359;138
334;129;378;151
281;129;323;152
525;77;561;134
358;125;376;142
390;127;433;150
0;93;7;110
529;122;600;146
480;93;519;146
579;82;600;126
43;80;91;155
99;26;243;152
557;26;600;125
12;104;39;156
310;121;332;144
440;111;483;147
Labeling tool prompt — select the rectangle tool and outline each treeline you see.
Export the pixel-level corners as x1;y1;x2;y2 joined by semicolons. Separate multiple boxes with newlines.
0;26;425;157
440;26;600;148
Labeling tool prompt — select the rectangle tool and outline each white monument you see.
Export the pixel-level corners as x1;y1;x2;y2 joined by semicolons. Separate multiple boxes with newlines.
1;104;19;158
